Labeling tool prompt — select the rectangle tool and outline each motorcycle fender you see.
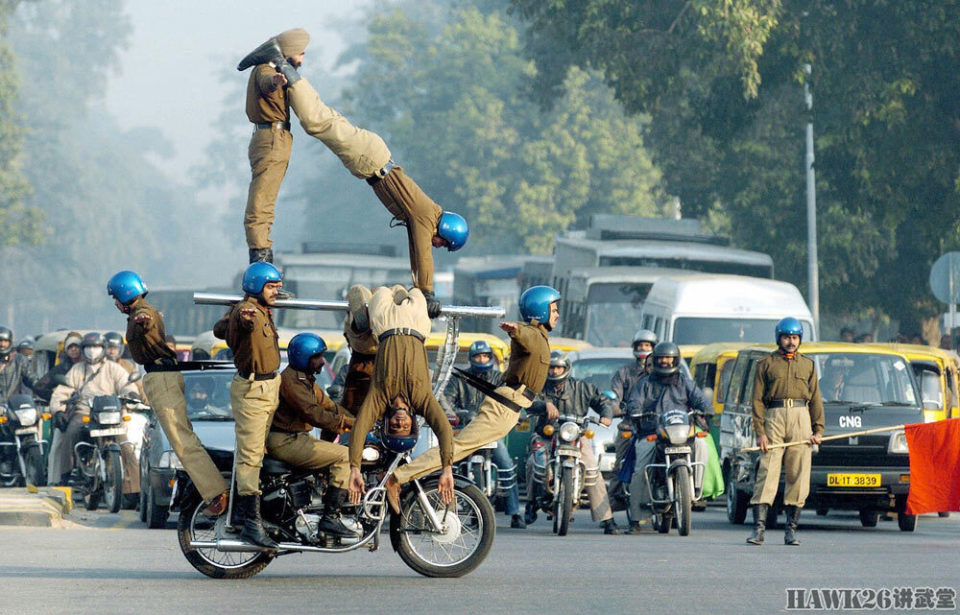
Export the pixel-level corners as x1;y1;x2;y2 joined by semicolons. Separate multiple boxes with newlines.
562;460;578;470
101;442;122;455
19;437;42;454
171;470;196;511
667;458;692;475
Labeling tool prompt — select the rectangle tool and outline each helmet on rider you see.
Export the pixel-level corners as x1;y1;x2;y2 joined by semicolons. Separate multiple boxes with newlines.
104;331;124;360
436;212;469;251
518;286;561;330
631;328;658;360
17;336;34;353
0;326;12;358
468;340;494;372
651;341;681;377
775;317;804;344
547;350;570;382
380;397;419;453
107;270;148;305
81;332;106;364
287;333;327;373
241;261;283;296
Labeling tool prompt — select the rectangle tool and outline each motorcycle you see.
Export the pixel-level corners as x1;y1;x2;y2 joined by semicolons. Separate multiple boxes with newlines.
625;408;706;536
0;394;49;487
70;393;146;513
525;414;600;536
176;422;496;580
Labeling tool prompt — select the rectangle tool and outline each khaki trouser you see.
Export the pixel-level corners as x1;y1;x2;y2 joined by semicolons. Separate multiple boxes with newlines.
144;372;228;501
393;385;531;484
244;127;293;249
265;432;350;489
579;437;614;522
750;405;813;507
230;374;281;495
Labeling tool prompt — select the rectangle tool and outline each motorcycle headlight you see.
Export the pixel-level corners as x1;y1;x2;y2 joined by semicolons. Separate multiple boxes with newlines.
361;446;380;462
158;450;183;469
888;430;909;454
558;421;580;443
666;424;691;445
97;411;122;425
14;408;37;427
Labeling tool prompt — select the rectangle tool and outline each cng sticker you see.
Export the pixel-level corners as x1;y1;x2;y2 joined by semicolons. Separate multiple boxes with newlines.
839;415;862;428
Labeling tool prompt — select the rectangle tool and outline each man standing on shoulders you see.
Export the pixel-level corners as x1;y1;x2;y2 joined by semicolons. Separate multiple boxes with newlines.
746;317;824;546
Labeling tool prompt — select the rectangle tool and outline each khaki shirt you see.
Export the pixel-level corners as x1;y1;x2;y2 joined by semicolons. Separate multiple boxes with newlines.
273;366;354;434
246;64;289;124
213;296;280;376
368;286;431;339
50;360;138;414
502;322;551;395
752;350;825;438
125;299;176;366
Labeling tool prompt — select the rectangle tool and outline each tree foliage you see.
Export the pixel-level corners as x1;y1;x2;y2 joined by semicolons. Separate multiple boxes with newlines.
511;0;960;327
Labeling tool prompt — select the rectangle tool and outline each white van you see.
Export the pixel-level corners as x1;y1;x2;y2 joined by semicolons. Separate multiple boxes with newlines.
638;274;817;345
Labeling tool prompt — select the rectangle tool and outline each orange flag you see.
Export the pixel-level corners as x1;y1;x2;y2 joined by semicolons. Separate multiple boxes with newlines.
905;418;960;515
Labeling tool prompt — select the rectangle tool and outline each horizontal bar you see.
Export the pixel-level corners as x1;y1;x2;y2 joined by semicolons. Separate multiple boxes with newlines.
193;293;505;319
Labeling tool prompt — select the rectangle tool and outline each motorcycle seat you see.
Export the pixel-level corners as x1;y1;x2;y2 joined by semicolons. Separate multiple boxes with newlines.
261;456;294;475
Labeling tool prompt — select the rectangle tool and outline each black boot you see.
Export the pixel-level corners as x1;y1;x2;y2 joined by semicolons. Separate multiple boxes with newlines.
746;504;767;545
784;505;801;546
316;487;359;538
237;38;284;71
238;494;277;548
601;518;620;535
248;248;273;264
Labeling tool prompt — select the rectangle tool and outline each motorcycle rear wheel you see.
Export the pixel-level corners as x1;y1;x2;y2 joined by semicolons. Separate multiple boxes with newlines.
554;467;574;536
176;493;273;579
103;450;123;514
391;478;495;578
675;465;692;536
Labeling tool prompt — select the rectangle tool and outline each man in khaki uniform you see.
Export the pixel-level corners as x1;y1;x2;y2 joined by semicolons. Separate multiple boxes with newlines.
107;270;229;517
339;285;378;417
344;286;455;511
237;38;469;314
747;317;825;546
213;262;283;548
267;332;357;537
387;285;559;510
243;28;309;264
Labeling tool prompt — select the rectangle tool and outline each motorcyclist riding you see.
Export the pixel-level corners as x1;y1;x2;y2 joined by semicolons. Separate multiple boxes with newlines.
527;350;620;534
441;340;525;529
622;341;711;534
0;326;33;407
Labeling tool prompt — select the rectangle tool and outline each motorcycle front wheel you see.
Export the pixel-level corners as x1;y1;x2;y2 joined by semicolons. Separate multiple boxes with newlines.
675;465;692;536
554;467;574;536
103;449;123;514
24;445;46;488
81;453;101;511
391;478;495;578
176;493;273;579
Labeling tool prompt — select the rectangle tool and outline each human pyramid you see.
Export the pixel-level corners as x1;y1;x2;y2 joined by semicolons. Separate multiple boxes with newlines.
102;29;563;549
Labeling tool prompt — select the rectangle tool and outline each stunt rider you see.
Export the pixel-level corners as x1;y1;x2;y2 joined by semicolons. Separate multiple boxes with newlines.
213;262;284;548
526;350;619;534
385;286;558;511
746;317;824;547
622;342;711;534
108;270;230;518
237;35;469;317
267;333;357;538
48;333;139;486
441;340;526;529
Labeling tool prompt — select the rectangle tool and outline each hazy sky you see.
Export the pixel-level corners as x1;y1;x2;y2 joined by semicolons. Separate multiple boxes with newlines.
104;0;364;177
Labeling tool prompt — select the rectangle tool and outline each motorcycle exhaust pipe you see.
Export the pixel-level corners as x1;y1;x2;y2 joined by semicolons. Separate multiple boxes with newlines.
189;539;272;553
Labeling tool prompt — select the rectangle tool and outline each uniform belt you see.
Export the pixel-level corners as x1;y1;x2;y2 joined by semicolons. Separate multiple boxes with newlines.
365;160;396;186
254;121;291;131
269;427;302;435
378;328;425;343
766;398;808;409
244;371;278;381
505;382;536;402
145;360;233;373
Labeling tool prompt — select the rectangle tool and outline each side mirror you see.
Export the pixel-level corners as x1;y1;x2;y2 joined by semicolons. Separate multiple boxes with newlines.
128;371;142;384
601;389;618;401
325;384;343;402
51;374;69;387
702;386;715;403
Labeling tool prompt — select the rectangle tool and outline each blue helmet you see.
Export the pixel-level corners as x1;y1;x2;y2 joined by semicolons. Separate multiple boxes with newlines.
775;317;804;343
107;270;147;305
379;405;419;454
287;333;327;372
519;285;561;326
468;340;494;372
437;211;469;251
242;262;283;295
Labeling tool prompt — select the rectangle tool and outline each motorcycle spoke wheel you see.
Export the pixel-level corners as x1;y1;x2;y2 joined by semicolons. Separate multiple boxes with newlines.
176;494;273;579
104;450;123;513
675;465;692;536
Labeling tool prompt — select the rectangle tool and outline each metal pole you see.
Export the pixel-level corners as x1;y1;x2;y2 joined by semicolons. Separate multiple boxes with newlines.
950;257;956;340
804;63;820;333
192;293;506;319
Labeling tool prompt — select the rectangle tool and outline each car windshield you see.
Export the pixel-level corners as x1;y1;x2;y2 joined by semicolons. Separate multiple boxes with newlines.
183;371;236;420
810;353;920;407
569;357;634;390
672;317;813;345
584;283;651;346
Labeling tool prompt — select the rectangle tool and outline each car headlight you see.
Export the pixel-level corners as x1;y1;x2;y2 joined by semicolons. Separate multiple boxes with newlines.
14;408;37;427
361;446;380;462
558;421;580;443
158;450;183;469
888;430;909;454
97;411;122;425
666;424;691;445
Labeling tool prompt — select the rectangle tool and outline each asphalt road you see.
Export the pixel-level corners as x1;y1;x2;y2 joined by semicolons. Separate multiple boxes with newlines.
1;506;958;615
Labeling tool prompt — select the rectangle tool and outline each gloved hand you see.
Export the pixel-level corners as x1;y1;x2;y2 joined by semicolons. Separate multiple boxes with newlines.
53;412;69;432
422;290;442;319
693;412;709;431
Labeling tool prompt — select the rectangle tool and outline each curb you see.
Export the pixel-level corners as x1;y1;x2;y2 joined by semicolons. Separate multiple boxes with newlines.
0;486;70;527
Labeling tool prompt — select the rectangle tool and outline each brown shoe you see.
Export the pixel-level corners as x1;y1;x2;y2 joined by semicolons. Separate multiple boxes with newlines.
386;475;401;514
202;492;229;517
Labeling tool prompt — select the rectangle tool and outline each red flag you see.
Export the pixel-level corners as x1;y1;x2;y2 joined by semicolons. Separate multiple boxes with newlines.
905;418;960;515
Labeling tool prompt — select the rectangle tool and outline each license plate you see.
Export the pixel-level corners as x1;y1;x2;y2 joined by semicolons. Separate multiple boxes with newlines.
827;473;881;487
89;427;126;438
557;446;581;457
664;446;691;455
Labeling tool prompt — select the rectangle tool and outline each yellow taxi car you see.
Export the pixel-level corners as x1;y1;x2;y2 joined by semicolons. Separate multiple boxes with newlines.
872;343;960;421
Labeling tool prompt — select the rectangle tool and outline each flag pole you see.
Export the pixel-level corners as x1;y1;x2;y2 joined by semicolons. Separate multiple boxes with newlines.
739;424;906;453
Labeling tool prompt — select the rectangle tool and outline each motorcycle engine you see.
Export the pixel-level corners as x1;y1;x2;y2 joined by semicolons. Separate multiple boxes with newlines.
295;513;321;542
